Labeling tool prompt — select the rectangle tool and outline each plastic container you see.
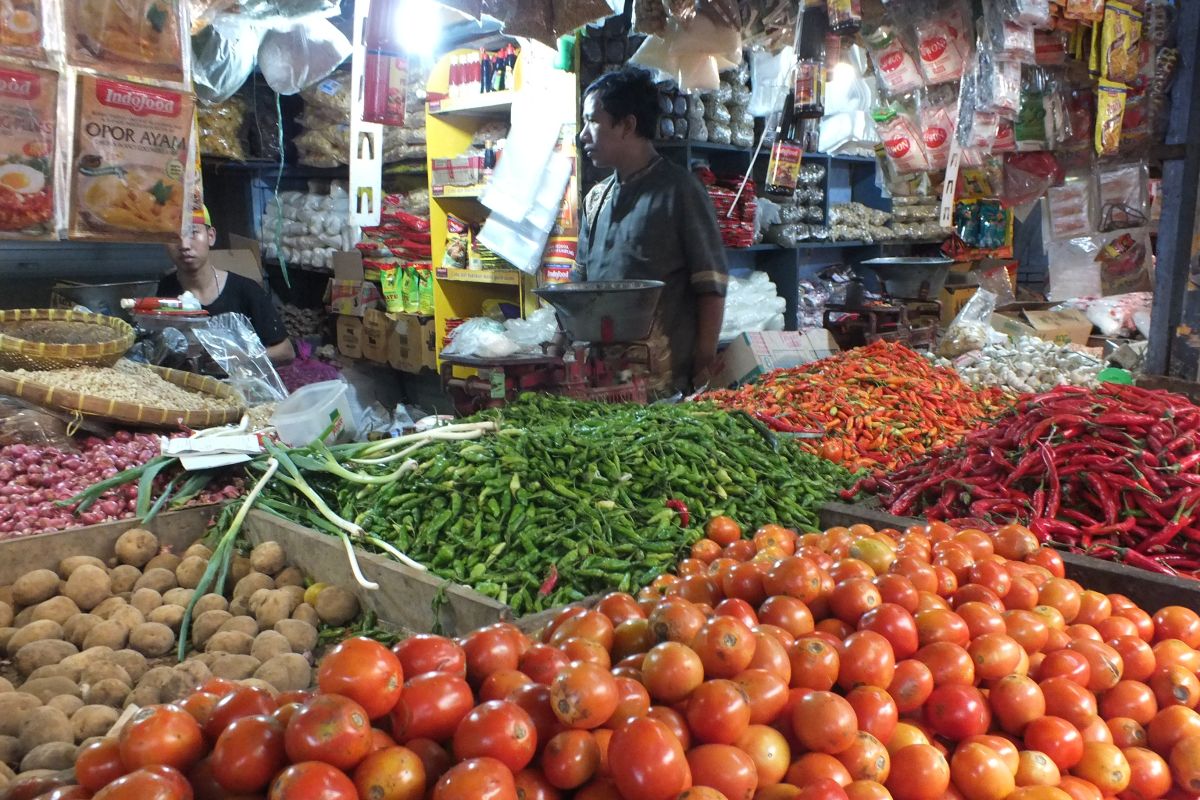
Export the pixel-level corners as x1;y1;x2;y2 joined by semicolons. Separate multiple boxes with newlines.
270;380;358;446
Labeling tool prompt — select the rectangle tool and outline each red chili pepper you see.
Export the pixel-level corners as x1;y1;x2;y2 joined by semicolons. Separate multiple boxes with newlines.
538;565;559;597
665;499;690;527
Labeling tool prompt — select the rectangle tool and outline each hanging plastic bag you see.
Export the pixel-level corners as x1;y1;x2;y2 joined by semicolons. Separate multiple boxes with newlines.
912;5;971;86
1001;153;1059;207
258;17;351;95
917;87;956;170
1046;179;1094;240
939;289;999;358
193;14;261;104
864;26;924;97
875;105;931;174
1096;161;1149;231
193;312;289;405
227;0;342;21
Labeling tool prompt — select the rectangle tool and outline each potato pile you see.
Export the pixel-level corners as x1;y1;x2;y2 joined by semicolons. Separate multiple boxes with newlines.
0;527;363;787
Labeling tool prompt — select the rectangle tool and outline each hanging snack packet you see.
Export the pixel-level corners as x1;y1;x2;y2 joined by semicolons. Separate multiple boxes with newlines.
978;49;1022;118
402;263;420;314
1102;2;1143;85
1095;79;1127;156
66;0;187;85
1066;0;1104;21
70;74;193;242
380;261;404;312
874;106;931;174
865;27;925;97
442;214;470;269
1047;179;1094;240
417;264;434;315
1015;67;1048;149
827;0;863;34
0;0;50;61
0;62;58;240
917;88;956;170
913;7;970;86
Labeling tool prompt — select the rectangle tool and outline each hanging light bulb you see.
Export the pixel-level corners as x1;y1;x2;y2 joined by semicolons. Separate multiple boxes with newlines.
396;0;442;57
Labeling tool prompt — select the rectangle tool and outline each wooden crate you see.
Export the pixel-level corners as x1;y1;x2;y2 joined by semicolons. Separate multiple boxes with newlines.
817;502;1200;612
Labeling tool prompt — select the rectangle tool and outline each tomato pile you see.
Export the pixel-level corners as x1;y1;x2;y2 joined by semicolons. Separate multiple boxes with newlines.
36;515;1200;800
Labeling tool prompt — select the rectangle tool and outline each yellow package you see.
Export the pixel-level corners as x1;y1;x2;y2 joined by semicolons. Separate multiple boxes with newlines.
0;61;58;240
1088;20;1101;77
1066;0;1103;22
1095;79;1127;156
1102;1;1143;84
70;74;194;242
67;0;187;85
0;0;48;60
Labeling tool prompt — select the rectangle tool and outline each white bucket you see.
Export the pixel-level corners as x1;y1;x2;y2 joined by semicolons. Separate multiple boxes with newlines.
270;380;358;446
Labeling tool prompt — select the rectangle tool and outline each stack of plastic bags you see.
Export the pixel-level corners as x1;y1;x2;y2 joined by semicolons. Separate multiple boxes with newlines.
259;185;355;269
721;272;786;340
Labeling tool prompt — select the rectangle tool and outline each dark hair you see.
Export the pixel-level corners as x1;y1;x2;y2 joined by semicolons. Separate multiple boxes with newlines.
584;67;660;140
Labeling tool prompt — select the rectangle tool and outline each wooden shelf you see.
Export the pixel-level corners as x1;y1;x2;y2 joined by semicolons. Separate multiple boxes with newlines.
435;267;522;285
429;92;515;116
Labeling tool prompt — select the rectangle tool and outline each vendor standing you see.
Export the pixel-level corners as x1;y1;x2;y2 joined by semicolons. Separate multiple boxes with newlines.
574;67;728;394
157;206;295;366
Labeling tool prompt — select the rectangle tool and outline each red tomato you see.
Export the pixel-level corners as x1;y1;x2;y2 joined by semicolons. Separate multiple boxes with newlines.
394;634;468;678
550;661;619;730
93;767;191;800
887;659;934;714
391;671;475;742
119;704;205;772
542;729;601;790
318;636;405;719
707;516;743;547
1074;742;1131;794
284;694;374;771
859;603;919;660
692;616;756;679
210;714;287;794
608;717;692;800
885;744;949;800
950;743;1016;800
514;768;563;800
1023;716;1084;770
353;745;427;800
204;685;277;739
76;738;128;792
452;700;537;773
268;761;358;800
178;692;219;728
597;592;646;626
838;630;896;691
735;724;790;787
924;685;991;741
1122;745;1172;800
793;691;858;755
433;756;518;800
687;679;752;745
463;627;523;685
735;668;790;726
520;644;572;686
406;737;454;785
845;686;898;745
687;743;759;800
988;674;1045;735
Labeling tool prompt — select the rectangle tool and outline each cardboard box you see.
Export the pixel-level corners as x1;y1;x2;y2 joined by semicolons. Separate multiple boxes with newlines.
1023;309;1093;346
387;313;436;373
209;234;265;287
712;330;839;389
940;285;979;325
362;309;391;363
336;315;364;359
327;252;382;317
991;313;1039;340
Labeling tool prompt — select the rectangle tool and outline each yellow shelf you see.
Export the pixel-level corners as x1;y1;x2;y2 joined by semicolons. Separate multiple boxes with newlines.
436;268;522;285
429;92;515;116
432;184;487;199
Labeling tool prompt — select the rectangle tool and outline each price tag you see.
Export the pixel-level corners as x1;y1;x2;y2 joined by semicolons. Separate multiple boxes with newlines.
489;370;506;399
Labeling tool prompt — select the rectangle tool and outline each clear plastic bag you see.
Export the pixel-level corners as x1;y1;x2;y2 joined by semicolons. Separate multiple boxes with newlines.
1047;179;1094;240
193;13;262;104
0;397;78;450
258;17;351;95
1096;161;1149;231
224;0;342;21
939;289;998;357
865;26;925;97
441;317;518;358
193;313;289;405
199;97;249;160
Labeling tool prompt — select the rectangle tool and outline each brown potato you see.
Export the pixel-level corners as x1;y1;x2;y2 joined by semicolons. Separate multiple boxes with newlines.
29;597;80;627
274;619;318;654
233;572;274;601
46;695;83;718
0;694;41;737
0;735;19;768
278;585;306;610
0;627;15;653
161;588;193;607
71;705;120;742
183;543;213;560
0;601;11;628
62;615;102;649
20;677;79;704
172;659;211;688
192;594;227;617
6;620;63;657
250;630;292;663
0;677;11;693
80;661;132;688
249;542;286;576
133;568;177;595
83;678;129;708
14;640;78;678
146;605;185;631
60;646;112;674
253;653;312;692
175;556;209;590
274;566;305;588
82;620;128;651
230;555;252;584
57;556;106;579
114;528;158;568
205;631;254;656
314;586;359;626
19;706;72;752
192;610;231;647
107;565;142;595
291;603;320;627
108;650;148;683
90;597;127;620
12;570;59;607
128;622;174;657
136;666;194;704
209;654;261;681
26;664;79;683
144;553;181;574
20;742;77;773
254;590;296;630
129;588;163;617
218;616;259;638
63;565;111;612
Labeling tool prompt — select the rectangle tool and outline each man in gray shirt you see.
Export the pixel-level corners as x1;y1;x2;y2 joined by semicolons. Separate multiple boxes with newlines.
573;68;728;394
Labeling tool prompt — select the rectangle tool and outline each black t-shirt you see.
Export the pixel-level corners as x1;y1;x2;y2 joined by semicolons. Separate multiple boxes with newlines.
157;271;289;347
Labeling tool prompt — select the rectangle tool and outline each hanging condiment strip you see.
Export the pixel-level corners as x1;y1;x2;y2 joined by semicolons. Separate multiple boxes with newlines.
0;61;58;240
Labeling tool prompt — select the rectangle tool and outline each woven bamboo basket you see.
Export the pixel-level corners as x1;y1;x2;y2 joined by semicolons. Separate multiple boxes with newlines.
0;365;246;429
0;309;135;370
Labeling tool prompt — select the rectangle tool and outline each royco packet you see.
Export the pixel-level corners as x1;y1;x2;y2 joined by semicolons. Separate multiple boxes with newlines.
0;61;59;240
69;73;194;242
66;0;188;85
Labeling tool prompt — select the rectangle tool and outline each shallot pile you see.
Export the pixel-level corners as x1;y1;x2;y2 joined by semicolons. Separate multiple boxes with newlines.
0;432;241;538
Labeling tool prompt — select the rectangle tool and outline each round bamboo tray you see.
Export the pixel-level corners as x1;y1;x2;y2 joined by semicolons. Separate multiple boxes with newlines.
0;365;246;429
0;308;134;370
